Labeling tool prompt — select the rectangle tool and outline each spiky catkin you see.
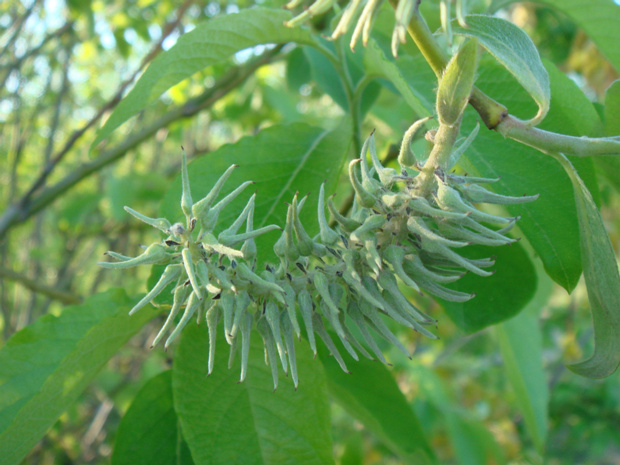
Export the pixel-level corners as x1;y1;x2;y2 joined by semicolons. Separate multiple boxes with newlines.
99;128;536;389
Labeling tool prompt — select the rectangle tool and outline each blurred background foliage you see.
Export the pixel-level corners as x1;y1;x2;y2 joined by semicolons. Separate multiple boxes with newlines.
0;0;619;463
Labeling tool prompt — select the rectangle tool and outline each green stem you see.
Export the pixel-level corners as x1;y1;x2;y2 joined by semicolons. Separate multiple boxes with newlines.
497;115;620;156
391;0;507;129
416;121;460;195
395;1;620;157
334;38;363;157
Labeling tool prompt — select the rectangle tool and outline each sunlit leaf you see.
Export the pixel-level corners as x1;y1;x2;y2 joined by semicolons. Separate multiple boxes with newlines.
92;8;317;148
0;290;157;465
112;371;194;465
552;153;620;378
172;324;334;465
454;15;550;125
318;340;437;464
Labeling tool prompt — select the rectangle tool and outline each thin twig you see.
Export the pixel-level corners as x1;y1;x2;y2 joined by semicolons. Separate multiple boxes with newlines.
15;0;194;208
0;46;284;237
0;267;82;305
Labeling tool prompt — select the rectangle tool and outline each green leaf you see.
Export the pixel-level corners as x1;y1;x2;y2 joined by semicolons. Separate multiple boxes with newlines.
112;370;194;465
172;324;334;465
303;45;349;110
489;0;620;74
552;153;620;378
597;79;620;191
0;289;157;465
92;8;316;147
495;264;554;453
286;47;312;91
454;15;550;125
318;344;437;464
363;40;434;116
460;58;600;292
437;38;478;126
160;121;352;265
439;241;537;333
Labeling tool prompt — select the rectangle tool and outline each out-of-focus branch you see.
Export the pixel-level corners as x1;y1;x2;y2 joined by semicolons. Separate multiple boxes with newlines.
0;46;284;237
0;267;82;305
14;0;195;210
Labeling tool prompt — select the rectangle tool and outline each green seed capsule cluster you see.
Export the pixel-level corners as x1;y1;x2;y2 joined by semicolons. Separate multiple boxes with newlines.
99;127;536;389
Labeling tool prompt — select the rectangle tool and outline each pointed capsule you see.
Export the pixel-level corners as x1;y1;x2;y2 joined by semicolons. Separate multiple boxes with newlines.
358;300;410;358
219;292;235;344
238;310;253;383
235;262;285;302
459;183;539;205
129;264;183;315
206;303;220;376
350;214;386;242
218;193;255;239
281;313;299;389
368;134;398;187
297;289;317;356
181;248;203;300
382;245;421;293
408;197;468;220
436;178;513;225
313;271;340;317
257;317;280;390
349;159;377;208
280;282;301;339
151;284;190;347
201;232;244;259
98;243;170;269
407;217;469;248
200;180;254;232
312;313;350;373
377;270;435;324
292;194;314;256
278;201;300;262
164;291;202;349
219;225;281;248
363;239;383;275
404;255;464;284
358;137;382;196
381;290;438;338
207;262;237;293
449;174;501;184
231;291;251;339
447;122;479;170
320;300;359;361
420;236;494;277
415;274;475;302
347;301;389;364
103;251;135;263
360;276;415;329
192;164;237;223
439;222;514;247
123;207;172;234
180;149;193;222
341;269;385;310
327;195;361;232
398;117;433;168
266;301;288;373
318;183;340;245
